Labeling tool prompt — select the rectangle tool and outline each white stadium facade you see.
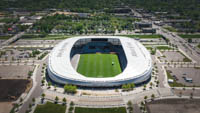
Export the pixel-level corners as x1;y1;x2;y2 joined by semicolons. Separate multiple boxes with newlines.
47;36;152;87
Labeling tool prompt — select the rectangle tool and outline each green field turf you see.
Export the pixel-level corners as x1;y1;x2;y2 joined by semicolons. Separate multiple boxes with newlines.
178;34;200;38
75;107;127;113
119;34;162;38
33;102;66;113
77;54;122;78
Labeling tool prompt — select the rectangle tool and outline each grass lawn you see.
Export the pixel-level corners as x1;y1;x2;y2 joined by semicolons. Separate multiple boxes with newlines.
145;46;153;50
21;34;75;40
77;53;122;78
34;102;66;113
179;34;200;38
118;34;162;39
198;44;200;49
156;46;172;50
0;35;12;39
75;107;127;113
164;26;177;32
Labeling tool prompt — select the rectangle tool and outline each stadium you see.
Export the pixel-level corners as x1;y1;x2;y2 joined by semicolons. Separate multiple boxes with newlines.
47;36;152;87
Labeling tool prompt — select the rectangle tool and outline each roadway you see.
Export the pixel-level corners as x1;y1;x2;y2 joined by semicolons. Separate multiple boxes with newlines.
18;57;48;113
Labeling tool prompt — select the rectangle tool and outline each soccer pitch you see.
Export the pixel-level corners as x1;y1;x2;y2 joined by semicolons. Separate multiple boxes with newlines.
77;54;122;78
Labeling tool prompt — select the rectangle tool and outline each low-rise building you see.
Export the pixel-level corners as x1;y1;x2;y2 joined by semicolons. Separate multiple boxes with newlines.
135;22;152;29
142;28;156;34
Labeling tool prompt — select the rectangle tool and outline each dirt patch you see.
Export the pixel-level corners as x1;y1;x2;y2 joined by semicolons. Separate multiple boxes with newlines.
0;79;30;102
0;65;34;79
146;99;200;113
0;102;12;113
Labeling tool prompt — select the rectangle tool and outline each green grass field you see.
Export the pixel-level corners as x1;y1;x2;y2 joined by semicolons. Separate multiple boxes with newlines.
77;54;122;78
164;26;177;32
75;107;127;113
198;44;200;49
33;102;66;113
21;34;75;40
119;34;162;39
179;34;200;38
156;46;172;50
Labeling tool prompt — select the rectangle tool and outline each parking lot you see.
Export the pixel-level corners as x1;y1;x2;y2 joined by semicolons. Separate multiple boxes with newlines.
167;67;200;86
0;65;34;79
12;39;61;46
146;99;200;113
160;51;186;62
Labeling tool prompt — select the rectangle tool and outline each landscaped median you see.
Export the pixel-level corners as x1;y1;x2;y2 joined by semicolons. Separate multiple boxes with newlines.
178;34;200;38
163;26;177;32
21;34;75;40
119;34;162;39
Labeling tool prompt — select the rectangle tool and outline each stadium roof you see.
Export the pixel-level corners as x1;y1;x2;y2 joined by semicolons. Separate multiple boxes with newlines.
48;36;152;82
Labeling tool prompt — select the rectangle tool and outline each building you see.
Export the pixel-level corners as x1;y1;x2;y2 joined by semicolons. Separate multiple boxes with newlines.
47;36;152;87
135;22;152;29
142;28;156;33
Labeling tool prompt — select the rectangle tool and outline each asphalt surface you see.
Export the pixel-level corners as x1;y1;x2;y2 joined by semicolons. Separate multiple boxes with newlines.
18;58;48;113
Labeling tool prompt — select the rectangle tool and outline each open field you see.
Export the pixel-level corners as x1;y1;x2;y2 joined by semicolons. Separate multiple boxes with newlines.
34;102;66;113
164;26;177;32
0;65;34;79
0;35;12;40
146;99;200;113
75;107;127;113
77;54;122;78
0;79;30;101
0;102;12;113
156;46;172;50
179;34;200;38
119;35;162;39
21;34;74;40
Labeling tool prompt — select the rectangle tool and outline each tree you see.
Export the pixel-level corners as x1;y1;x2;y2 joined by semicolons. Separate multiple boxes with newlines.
64;84;77;94
62;98;67;105
190;93;193;99
48;82;52;89
150;82;153;89
143;85;146;90
151;94;155;100
15;103;19;111
54;85;57;91
127;101;132;106
41;93;45;103
122;84;127;91
41;80;45;86
130;83;135;90
179;91;182;97
20;98;23;104
192;85;196;91
188;38;192;43
144;96;148;101
156;81;160;87
28;71;33;78
183;85;186;90
41;93;45;99
70;101;74;106
32;98;35;104
55;96;59;104
29;103;32;110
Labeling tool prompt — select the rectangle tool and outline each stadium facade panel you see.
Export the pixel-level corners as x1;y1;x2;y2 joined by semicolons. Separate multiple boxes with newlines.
47;36;152;87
